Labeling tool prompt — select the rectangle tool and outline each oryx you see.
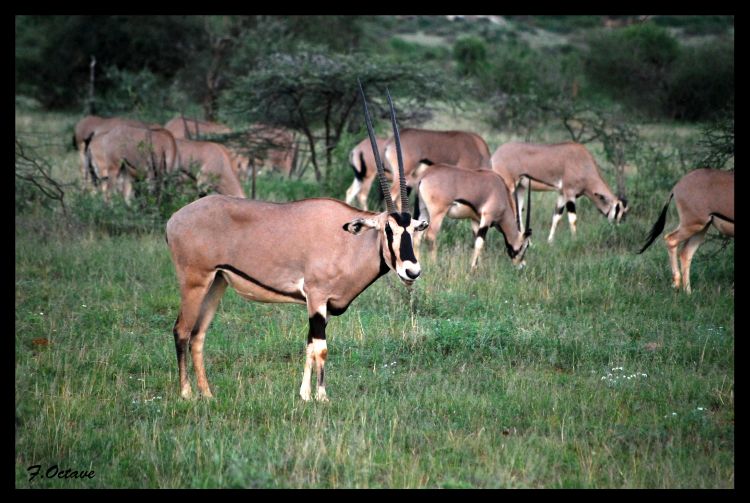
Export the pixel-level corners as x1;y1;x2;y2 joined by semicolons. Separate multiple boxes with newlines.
73;115;157;190
382;128;493;208
344;135;390;210
164;116;232;140
87;124;177;203
415;163;532;270
232;124;299;180
491;142;628;242
165;82;427;402
174;139;246;198
638;168;734;294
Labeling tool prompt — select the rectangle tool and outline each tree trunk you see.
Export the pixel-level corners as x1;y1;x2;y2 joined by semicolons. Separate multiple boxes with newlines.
87;56;96;115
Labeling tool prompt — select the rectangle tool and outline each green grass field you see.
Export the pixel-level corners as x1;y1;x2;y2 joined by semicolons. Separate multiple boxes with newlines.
15;111;733;488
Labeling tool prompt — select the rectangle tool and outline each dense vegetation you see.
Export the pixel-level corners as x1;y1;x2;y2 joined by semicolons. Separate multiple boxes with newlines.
16;15;733;488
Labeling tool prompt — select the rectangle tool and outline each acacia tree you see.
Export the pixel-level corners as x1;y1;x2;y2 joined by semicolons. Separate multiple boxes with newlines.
221;49;457;182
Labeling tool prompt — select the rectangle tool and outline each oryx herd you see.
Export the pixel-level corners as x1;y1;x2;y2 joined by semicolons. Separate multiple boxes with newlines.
72;82;733;401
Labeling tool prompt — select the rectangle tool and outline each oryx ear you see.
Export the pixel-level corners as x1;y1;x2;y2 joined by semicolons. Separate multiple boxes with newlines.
414;219;429;232
343;217;379;235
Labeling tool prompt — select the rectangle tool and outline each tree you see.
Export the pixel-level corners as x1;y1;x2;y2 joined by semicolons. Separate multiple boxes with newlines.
221;48;458;182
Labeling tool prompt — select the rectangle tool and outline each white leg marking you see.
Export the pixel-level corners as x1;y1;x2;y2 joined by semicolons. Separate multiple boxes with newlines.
300;342;314;401
568;211;577;235
549;213;562;242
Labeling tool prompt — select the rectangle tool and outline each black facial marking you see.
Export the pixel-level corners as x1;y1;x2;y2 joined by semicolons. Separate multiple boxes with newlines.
215;264;305;301
308;313;327;344
566;201;576;214
399;230;417;263
390;212;411;227
384;223;398;270
614;203;620;220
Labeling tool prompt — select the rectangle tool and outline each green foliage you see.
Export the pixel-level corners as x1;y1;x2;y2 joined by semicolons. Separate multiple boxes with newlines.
664;39;734;121
585;24;680;116
98;67;176;123
15;15;202;110
453;36;488;78
652;15;734;36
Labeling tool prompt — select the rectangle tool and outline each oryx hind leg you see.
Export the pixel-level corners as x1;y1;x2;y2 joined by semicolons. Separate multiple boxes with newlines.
189;273;228;397
173;270;222;399
300;295;330;402
664;223;706;291
679;224;710;294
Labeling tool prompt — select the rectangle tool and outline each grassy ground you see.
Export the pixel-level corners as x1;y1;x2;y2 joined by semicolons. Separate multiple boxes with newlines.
15;111;733;488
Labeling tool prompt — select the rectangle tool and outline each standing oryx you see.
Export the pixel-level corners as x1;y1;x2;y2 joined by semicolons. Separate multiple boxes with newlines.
638;168;734;294
87;124;177;203
415;164;531;270
73;115;157;190
345;135;390;210
165;81;427;402
491;142;628;242
383;128;492;208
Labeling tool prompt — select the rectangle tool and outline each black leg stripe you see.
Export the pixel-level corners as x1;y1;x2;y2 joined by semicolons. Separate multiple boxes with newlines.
308;313;327;343
566;201;576;213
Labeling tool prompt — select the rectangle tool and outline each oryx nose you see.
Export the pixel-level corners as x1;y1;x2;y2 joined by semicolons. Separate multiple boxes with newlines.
405;267;421;279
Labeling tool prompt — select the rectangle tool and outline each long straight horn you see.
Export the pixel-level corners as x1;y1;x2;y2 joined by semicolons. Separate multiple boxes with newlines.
514;185;521;231
357;79;395;214
524;176;532;236
386;87;408;214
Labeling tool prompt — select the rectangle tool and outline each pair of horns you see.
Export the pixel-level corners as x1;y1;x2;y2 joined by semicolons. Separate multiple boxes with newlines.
357;78;408;215
514;175;532;237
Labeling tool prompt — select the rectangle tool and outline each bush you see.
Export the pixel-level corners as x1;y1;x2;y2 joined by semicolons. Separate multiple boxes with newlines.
664;39;734;121
453;36;488;78
585;24;679;116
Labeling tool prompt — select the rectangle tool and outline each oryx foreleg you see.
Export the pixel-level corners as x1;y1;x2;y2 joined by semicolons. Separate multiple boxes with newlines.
301;297;330;402
566;200;577;236
548;194;567;242
470;216;489;271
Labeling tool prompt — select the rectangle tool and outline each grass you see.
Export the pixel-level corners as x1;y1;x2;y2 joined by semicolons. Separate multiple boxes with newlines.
15;109;733;488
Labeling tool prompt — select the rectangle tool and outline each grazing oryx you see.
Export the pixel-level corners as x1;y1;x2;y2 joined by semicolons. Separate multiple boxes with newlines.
415;164;531;270
73;115;157;190
238;124;299;179
491;142;628;242
175;139;246;198
87;124;177;203
383;128;492;208
164;116;232;140
345;135;390;210
165;82;427;401
638;168;734;294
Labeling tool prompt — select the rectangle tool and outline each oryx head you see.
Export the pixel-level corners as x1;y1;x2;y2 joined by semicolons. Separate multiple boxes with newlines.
594;192;629;224
344;80;428;286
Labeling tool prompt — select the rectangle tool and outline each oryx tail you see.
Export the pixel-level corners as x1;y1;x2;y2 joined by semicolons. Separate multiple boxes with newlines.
638;194;673;254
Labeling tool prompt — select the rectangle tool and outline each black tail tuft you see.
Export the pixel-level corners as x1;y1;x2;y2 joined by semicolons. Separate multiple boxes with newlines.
638;194;673;254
